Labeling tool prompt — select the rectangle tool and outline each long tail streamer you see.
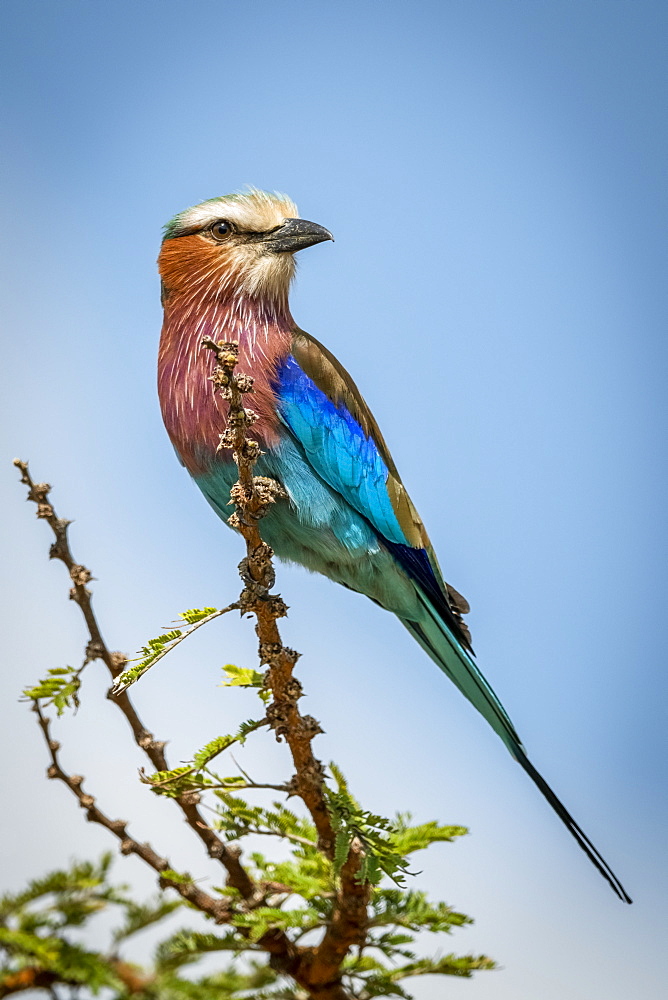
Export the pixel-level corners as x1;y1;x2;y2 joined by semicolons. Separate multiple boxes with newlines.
403;601;632;904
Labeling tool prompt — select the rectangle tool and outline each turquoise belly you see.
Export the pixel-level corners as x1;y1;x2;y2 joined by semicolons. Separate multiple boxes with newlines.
194;435;420;618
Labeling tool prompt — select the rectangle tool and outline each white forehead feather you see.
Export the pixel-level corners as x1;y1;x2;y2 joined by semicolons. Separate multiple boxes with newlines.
176;189;299;234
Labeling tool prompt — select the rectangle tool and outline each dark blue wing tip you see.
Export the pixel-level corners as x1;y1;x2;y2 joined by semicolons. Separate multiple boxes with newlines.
383;539;474;653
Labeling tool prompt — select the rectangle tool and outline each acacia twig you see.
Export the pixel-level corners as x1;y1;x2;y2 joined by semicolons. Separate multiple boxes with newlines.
201;340;337;855
112;604;240;693
13;459;255;899
32;702;231;921
202;339;370;994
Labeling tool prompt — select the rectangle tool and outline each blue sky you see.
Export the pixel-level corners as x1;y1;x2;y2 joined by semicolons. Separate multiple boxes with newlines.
1;1;666;997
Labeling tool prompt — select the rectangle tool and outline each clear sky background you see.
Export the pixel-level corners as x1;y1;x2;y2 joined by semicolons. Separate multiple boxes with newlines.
1;1;666;997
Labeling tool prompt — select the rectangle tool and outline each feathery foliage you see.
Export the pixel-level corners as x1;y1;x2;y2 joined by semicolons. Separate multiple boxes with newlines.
0;855;495;1000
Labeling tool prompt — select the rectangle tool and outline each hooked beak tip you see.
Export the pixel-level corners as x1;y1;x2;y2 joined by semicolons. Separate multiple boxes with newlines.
266;219;334;254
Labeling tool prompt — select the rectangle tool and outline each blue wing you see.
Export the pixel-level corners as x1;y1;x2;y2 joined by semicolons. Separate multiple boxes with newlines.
274;354;406;544
273;332;472;650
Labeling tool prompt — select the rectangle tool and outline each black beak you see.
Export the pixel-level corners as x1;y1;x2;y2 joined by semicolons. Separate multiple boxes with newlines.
263;218;334;254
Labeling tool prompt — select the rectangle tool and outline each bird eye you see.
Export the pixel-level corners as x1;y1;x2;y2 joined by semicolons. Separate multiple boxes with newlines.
210;220;233;241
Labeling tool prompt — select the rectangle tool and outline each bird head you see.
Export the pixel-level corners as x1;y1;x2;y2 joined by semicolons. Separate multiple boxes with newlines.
158;189;333;308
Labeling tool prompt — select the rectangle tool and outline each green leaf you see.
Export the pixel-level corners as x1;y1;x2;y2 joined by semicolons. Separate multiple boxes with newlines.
192;719;265;770
212;799;319;853
325;765;412;886
160;870;194;887
22;666;81;715
114;606;226;691
221;664;271;704
369;889;471;933
221;664;264;688
328;761;350;795
232;906;322;943
390;816;468;855
142;766;217;798
154;929;250;971
334;829;352;875
179;607;220;624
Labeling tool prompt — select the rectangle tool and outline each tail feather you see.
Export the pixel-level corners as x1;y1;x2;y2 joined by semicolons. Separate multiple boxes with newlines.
402;596;632;904
515;747;632;903
404;596;522;756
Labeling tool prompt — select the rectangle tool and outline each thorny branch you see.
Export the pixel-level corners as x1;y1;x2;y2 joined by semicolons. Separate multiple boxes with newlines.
15;359;371;1000
13;459;256;899
201;339;338;856
202;338;371;993
32;702;231;921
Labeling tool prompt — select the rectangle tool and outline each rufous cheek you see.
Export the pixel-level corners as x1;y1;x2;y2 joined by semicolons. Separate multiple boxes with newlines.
157;236;242;295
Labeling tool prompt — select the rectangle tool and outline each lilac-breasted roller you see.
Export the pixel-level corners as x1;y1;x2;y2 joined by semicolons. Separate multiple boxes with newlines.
157;189;630;903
